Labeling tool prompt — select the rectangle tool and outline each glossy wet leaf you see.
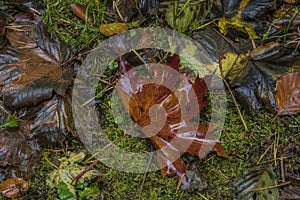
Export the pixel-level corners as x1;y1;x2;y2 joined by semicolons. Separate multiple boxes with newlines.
211;0;273;38
47;152;99;196
70;4;93;23
220;42;299;114
232;166;279;200
0;177;29;199
280;186;300;199
0;12;74;109
275;72;300;115
0;128;39;167
116;54;227;189
27;93;74;145
99;23;128;37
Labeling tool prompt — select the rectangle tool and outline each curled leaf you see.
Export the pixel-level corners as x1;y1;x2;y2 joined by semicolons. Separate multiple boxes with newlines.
70;4;93;23
0;178;29;199
275;72;300;115
99;23;128;36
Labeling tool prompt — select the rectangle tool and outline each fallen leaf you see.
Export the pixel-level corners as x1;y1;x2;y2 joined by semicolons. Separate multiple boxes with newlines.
99;23;128;36
232;166;279;200
0;128;39;167
280;186;300;199
47;152;99;196
211;0;273;38
275;72;300;115
0;177;29;199
116;54;227;188
0;12;74;109
220;42;299;114
70;4;93;23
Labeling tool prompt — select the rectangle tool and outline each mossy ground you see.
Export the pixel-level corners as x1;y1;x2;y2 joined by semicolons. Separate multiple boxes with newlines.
2;0;299;199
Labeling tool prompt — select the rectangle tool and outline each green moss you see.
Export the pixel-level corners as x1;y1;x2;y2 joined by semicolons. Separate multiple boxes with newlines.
16;1;300;199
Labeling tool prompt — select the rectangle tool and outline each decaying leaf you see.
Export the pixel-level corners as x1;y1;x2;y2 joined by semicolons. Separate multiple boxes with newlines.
211;0;273;39
219;42;299;114
99;23;128;37
0;177;29;199
47;152;99;196
116;54;227;188
70;4;93;23
0;128;39;167
275;72;300;115
0;4;75;181
232;166;279;200
280;186;300;199
0;12;74;109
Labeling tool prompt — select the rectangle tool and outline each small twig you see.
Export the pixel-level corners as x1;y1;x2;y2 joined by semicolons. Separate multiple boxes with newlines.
197;193;209;200
43;152;59;169
242;181;291;192
72;125;137;185
138;153;153;200
0;104;9;115
113;0;124;22
176;173;186;193
223;79;248;132
132;49;147;65
257;142;274;164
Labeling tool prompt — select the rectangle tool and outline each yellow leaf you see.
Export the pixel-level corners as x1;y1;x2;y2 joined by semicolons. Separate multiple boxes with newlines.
220;52;249;84
99;23;128;36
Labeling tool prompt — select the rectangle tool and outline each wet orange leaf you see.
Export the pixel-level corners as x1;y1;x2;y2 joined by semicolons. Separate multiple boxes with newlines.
99;23;128;36
116;54;227;188
0;178;29;199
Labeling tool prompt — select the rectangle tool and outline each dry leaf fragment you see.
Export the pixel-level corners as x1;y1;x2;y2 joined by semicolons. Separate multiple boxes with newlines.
0;178;29;199
70;4;93;23
99;23;128;36
275;72;300;115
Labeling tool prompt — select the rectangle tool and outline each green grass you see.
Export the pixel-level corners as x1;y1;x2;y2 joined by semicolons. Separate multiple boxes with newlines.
42;0;107;49
15;95;298;200
4;1;299;199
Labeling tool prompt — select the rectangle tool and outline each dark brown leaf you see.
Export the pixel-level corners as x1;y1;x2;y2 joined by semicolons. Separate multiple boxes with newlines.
70;4;93;23
275;72;300;115
280;187;300;199
0;177;29;199
0;13;74;109
0;128;39;167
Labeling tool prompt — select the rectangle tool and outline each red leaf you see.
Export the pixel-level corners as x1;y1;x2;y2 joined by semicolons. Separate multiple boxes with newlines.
275;72;300;115
116;53;227;188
